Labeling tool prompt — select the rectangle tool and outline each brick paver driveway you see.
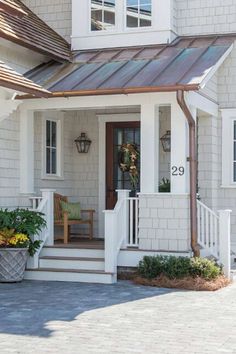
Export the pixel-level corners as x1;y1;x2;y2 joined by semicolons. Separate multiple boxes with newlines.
0;280;236;354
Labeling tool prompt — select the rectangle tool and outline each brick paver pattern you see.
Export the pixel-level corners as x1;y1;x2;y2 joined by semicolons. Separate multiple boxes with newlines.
0;280;236;353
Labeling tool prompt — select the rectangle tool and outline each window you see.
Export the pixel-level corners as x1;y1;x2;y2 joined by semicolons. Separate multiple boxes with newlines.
42;116;63;179
233;121;236;182
126;0;152;28
221;110;236;187
91;0;116;31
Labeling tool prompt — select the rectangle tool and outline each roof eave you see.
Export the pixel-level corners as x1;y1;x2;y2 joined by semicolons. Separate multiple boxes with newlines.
16;84;200;100
0;31;72;62
0;79;52;98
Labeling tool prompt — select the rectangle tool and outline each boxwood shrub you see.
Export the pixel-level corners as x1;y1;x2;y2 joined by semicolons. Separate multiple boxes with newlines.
138;255;222;280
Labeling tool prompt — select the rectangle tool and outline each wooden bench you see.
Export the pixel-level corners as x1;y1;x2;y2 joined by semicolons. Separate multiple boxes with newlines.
54;193;95;244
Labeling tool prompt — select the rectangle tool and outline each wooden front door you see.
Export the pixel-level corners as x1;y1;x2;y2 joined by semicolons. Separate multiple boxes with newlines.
106;121;140;209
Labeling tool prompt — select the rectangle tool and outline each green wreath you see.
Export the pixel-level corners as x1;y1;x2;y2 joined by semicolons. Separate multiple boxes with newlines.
118;143;140;190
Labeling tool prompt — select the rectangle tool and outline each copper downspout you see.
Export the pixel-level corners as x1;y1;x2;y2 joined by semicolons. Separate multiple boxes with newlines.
177;90;200;257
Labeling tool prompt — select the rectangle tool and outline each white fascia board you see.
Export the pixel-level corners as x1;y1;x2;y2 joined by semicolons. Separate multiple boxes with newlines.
186;91;218;117
199;44;234;90
20;92;177;111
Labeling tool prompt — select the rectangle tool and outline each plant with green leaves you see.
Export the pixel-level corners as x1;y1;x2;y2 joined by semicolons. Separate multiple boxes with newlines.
0;209;46;256
138;255;223;280
159;178;170;193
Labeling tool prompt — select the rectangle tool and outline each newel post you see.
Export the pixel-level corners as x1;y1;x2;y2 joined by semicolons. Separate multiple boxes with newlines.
104;210;117;273
41;189;56;246
218;209;232;279
116;190;130;247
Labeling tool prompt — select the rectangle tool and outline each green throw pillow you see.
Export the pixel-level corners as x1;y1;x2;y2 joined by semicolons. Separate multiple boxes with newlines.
60;201;81;220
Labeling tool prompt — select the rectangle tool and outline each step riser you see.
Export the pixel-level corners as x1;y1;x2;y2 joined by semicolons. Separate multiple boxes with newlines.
24;271;116;284
39;259;105;271
41;248;104;258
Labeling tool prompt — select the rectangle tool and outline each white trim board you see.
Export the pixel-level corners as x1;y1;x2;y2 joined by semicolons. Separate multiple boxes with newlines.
98;113;140;237
221;108;236;188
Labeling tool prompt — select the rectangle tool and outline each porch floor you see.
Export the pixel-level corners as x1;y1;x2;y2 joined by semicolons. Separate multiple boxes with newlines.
52;237;104;249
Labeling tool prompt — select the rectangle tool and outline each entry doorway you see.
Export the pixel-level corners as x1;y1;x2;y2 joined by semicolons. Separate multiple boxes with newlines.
106;121;140;209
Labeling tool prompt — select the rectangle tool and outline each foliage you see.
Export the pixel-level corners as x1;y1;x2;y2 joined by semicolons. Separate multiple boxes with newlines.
138;255;223;280
0;229;30;248
189;257;222;280
159;178;170;193
119;143;139;190
0;209;46;256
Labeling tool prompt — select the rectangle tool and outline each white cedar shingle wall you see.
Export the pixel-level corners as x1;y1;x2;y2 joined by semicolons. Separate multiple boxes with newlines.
22;0;72;43
0;112;30;208
177;0;236;35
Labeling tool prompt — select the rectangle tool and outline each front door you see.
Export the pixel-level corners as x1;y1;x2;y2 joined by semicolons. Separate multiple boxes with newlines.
106;121;140;209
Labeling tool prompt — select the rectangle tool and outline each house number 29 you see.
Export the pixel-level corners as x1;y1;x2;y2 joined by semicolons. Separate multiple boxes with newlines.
172;166;185;176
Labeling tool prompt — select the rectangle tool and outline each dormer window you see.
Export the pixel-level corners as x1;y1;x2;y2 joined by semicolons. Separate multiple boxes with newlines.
91;0;116;31
126;0;152;28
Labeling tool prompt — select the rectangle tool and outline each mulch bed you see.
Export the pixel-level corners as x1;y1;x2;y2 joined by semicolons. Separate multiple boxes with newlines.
133;275;231;291
118;271;231;291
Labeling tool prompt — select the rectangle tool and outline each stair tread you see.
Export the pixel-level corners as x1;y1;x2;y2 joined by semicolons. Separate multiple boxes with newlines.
26;268;113;275
40;256;104;262
44;245;104;250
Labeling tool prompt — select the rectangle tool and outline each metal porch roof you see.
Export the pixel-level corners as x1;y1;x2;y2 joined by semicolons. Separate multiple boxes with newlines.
23;35;235;98
0;61;51;97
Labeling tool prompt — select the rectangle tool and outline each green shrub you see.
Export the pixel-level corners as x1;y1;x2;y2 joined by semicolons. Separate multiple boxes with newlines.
137;255;222;280
138;255;165;279
162;256;191;279
189;257;222;280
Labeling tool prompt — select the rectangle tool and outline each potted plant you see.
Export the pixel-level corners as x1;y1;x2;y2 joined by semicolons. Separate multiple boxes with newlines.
159;178;170;193
0;208;46;282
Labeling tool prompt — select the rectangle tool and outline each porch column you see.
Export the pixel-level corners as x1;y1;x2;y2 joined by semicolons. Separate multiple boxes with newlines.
171;101;189;193
20;109;35;194
140;104;159;193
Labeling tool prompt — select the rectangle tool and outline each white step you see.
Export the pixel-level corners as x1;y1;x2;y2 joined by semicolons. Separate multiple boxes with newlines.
24;268;116;284
41;246;104;258
39;256;105;271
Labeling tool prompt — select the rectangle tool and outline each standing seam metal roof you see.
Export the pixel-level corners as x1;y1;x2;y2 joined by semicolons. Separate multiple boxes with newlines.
23;34;235;98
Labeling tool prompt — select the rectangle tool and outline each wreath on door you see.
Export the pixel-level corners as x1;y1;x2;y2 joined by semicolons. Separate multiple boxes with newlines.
118;143;140;190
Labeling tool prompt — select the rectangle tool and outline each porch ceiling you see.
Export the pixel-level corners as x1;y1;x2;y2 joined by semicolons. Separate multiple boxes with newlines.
0;60;51;97
21;34;235;99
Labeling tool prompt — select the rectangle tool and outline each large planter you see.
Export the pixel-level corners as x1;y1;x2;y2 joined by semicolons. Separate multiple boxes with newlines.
0;248;28;283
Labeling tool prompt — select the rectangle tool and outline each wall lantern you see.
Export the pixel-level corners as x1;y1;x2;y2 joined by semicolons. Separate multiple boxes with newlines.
74;132;92;153
160;130;171;152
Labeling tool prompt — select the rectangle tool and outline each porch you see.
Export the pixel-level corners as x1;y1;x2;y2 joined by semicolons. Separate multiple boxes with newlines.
15;89;229;283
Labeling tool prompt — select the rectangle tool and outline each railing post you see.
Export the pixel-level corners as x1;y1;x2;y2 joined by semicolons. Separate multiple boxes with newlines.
218;209;232;279
41;189;56;246
104;210;116;273
116;190;130;247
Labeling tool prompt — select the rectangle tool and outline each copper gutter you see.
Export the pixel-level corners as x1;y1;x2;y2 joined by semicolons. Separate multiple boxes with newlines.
17;84;200;100
177;90;200;257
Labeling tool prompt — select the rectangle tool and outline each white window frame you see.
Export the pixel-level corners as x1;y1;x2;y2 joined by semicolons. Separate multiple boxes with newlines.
42;112;64;180
221;109;236;188
125;0;153;30
89;0;117;33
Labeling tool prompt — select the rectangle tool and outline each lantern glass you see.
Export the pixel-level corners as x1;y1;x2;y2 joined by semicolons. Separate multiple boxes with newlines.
160;130;171;152
74;133;91;153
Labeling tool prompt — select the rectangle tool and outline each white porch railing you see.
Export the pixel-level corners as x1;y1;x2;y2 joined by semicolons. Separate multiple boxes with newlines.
197;200;231;278
127;197;139;247
104;190;139;274
27;189;55;269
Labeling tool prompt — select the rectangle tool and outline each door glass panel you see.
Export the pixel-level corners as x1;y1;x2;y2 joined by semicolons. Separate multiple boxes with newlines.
113;126;140;194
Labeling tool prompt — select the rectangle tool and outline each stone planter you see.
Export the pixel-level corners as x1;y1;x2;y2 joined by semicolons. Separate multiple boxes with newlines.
0;248;28;283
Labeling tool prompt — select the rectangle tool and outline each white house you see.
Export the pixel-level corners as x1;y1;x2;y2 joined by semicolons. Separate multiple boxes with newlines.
0;0;235;283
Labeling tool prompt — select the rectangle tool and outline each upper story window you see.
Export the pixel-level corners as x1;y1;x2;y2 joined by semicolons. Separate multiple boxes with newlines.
126;0;152;28
91;0;116;31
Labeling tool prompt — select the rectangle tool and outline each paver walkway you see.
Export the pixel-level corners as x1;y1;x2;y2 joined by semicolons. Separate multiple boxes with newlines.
0;280;236;354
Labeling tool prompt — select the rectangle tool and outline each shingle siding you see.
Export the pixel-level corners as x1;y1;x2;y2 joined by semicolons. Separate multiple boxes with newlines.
21;0;72;43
